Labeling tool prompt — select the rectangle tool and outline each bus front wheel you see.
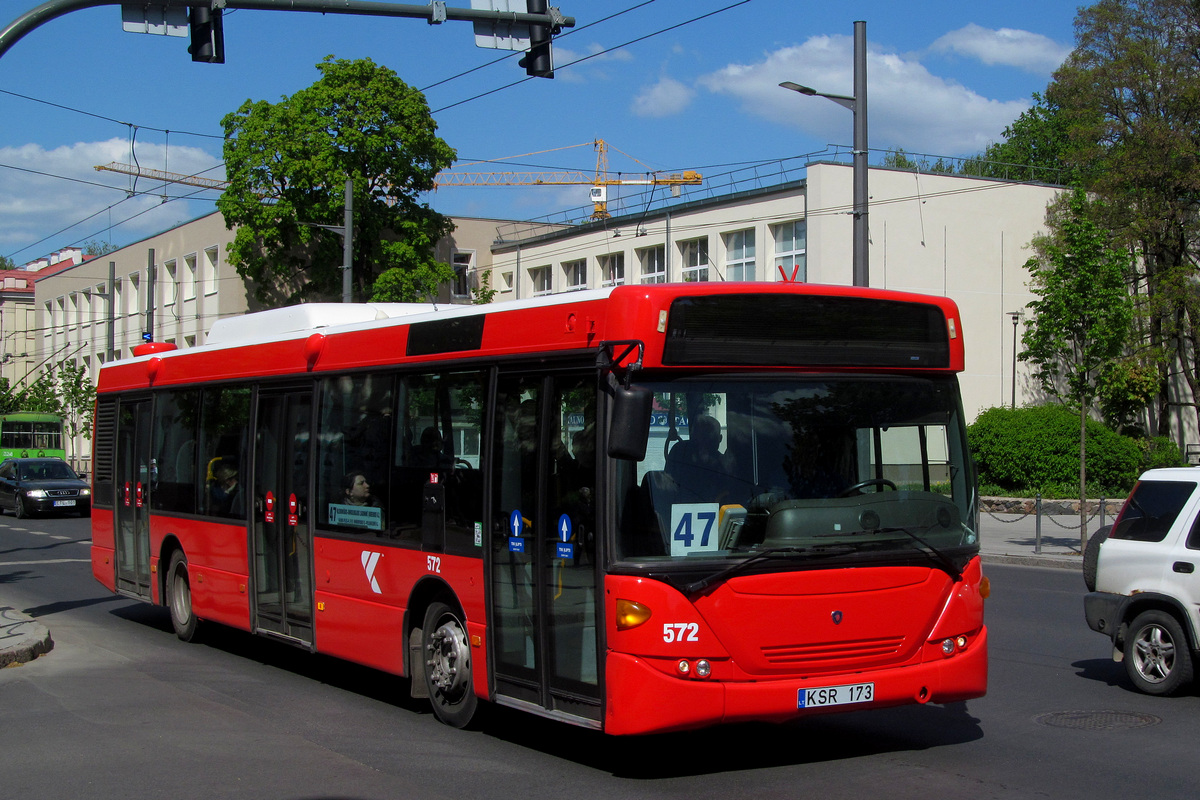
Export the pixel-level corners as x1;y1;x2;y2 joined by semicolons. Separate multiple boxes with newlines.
422;600;477;728
167;550;199;642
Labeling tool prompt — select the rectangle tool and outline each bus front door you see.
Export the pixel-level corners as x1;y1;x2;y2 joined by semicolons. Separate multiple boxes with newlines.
491;372;600;726
114;398;152;600
251;390;314;643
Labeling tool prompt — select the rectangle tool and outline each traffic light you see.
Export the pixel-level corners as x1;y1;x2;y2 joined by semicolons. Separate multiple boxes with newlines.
519;0;553;78
188;5;225;64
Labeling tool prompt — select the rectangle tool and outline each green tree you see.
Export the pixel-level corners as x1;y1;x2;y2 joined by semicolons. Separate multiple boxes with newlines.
1020;187;1133;548
52;359;95;452
966;93;1077;184
218;57;457;306
81;239;119;257
1048;0;1200;438
0;255;15;270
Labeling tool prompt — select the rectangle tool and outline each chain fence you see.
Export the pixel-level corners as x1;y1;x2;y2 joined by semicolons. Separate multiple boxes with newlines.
979;495;1120;555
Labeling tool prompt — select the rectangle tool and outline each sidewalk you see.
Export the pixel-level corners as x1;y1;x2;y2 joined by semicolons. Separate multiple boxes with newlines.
0;605;53;668
978;510;1087;570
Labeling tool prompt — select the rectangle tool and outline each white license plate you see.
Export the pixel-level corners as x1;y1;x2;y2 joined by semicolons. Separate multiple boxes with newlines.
53;499;76;507
798;682;874;709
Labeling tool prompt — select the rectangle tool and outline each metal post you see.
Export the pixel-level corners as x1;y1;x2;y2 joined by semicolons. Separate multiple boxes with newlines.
1009;311;1021;408
107;261;115;361
1035;493;1042;555
145;249;155;342
342;178;353;303
851;20;868;288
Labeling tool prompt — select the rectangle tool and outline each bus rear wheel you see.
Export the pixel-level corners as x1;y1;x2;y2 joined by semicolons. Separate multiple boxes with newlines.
167;550;199;642
422;600;477;728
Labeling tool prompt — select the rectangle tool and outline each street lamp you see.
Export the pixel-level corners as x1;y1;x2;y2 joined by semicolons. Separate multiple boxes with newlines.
780;20;868;287
1009;311;1023;408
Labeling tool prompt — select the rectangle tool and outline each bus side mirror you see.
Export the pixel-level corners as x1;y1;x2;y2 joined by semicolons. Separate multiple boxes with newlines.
608;385;652;461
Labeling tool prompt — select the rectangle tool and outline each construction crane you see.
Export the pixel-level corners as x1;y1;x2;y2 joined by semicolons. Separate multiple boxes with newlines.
93;162;229;191
95;139;702;219
433;140;702;219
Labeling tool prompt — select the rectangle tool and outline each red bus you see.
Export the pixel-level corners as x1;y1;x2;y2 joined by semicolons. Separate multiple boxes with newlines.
90;282;987;735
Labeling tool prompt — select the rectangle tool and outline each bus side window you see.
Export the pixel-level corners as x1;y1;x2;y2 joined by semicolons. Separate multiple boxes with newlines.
317;374;394;537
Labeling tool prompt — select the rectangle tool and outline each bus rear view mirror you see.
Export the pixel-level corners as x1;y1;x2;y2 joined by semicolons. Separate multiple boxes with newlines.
609;385;652;461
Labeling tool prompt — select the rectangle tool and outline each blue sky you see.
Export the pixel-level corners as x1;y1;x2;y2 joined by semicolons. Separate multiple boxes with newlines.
0;0;1078;264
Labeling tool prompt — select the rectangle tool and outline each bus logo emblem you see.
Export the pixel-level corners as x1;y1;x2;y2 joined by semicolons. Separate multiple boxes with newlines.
361;551;383;594
831;611;843;625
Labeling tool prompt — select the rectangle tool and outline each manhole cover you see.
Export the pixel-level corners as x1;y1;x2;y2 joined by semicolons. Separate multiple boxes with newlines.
1035;710;1161;731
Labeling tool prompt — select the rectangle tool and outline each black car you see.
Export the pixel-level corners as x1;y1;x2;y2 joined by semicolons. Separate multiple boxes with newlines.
0;457;91;518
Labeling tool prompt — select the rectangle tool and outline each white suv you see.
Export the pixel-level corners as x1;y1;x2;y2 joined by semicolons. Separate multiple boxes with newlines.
1084;468;1200;696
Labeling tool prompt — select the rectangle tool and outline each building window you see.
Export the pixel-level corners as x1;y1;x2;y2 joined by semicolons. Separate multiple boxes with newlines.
530;265;552;296
599;253;625;286
501;272;514;291
563;258;587;291
638;246;665;284
127;274;140;318
680;238;709;282
724;229;756;281
451;251;473;298
773;220;806;281
203;247;218;296
164;260;178;306
184;255;197;301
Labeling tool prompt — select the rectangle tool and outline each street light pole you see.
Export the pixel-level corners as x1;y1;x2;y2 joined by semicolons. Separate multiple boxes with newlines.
1009;311;1022;408
780;19;868;287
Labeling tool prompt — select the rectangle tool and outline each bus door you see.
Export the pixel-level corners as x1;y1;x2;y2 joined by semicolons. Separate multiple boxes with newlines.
491;372;600;724
251;389;314;643
114;398;152;599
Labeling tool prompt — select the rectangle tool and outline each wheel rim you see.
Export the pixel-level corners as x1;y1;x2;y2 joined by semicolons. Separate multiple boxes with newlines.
426;615;470;701
171;564;192;627
1133;623;1176;684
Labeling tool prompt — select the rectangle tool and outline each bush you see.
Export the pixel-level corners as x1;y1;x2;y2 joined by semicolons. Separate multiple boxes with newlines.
1140;436;1185;471
968;405;1141;495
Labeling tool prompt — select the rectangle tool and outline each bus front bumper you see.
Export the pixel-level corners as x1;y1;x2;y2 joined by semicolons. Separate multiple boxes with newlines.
603;626;988;736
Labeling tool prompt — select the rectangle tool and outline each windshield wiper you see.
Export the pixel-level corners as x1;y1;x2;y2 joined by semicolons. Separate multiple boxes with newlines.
682;545;852;597
875;526;963;581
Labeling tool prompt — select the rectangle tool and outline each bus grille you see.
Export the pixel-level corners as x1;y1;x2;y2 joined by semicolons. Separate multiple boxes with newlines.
762;635;906;666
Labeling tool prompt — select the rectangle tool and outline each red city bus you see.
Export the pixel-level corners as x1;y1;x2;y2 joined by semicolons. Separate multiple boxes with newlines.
91;282;987;735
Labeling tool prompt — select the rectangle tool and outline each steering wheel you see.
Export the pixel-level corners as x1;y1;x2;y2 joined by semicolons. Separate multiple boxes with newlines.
837;478;897;497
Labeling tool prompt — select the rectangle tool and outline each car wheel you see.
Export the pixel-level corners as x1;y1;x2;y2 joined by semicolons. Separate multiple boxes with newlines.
15;495;28;519
1124;610;1194;696
167;550;199;642
422;600;478;728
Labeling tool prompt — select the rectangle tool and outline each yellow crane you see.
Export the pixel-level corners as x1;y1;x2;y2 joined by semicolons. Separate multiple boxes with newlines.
95;140;701;219
432;139;702;219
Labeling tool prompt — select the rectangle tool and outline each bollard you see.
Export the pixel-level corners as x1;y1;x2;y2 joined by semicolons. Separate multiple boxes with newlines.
1100;497;1105;530
1035;493;1042;555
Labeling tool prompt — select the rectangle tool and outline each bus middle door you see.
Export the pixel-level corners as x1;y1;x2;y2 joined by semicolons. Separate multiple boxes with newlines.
490;371;600;725
251;389;314;644
114;397;152;600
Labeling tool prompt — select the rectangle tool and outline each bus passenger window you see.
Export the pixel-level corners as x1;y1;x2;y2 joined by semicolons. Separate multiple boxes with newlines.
317;374;394;537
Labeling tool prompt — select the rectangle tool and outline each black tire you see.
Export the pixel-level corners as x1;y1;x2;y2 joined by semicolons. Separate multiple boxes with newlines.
167;550;199;642
1124;610;1193;696
15;495;28;519
1083;524;1111;592
422;600;478;728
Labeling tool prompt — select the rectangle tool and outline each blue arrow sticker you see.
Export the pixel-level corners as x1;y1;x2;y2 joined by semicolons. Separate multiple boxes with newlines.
510;509;523;537
558;513;572;543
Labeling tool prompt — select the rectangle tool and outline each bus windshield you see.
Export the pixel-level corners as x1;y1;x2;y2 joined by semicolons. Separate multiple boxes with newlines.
614;375;977;564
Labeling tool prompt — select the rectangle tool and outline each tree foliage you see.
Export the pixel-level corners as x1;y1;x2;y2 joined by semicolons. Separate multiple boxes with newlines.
1048;0;1200;437
218;57;457;306
1021;187;1133;544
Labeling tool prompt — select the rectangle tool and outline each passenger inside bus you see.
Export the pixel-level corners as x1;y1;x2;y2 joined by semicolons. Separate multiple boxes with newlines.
342;471;383;508
209;461;244;517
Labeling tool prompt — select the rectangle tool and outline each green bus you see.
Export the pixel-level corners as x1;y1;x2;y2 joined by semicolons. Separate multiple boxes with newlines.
0;412;66;461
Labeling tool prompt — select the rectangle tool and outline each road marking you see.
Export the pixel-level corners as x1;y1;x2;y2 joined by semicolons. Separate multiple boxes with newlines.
0;558;91;566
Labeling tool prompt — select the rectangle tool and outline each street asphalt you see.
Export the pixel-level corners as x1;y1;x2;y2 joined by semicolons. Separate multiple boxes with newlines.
0;510;1085;668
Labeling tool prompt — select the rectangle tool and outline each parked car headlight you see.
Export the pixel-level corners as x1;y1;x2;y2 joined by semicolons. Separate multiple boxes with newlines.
24;489;47;498
79;488;91;497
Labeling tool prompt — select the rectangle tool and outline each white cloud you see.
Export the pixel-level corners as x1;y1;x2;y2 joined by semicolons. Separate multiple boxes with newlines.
0;139;222;259
930;24;1072;74
697;35;1030;155
631;76;696;118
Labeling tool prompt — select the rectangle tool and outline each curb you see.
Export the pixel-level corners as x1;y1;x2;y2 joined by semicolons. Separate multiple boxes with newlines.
982;553;1081;570
0;606;53;667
